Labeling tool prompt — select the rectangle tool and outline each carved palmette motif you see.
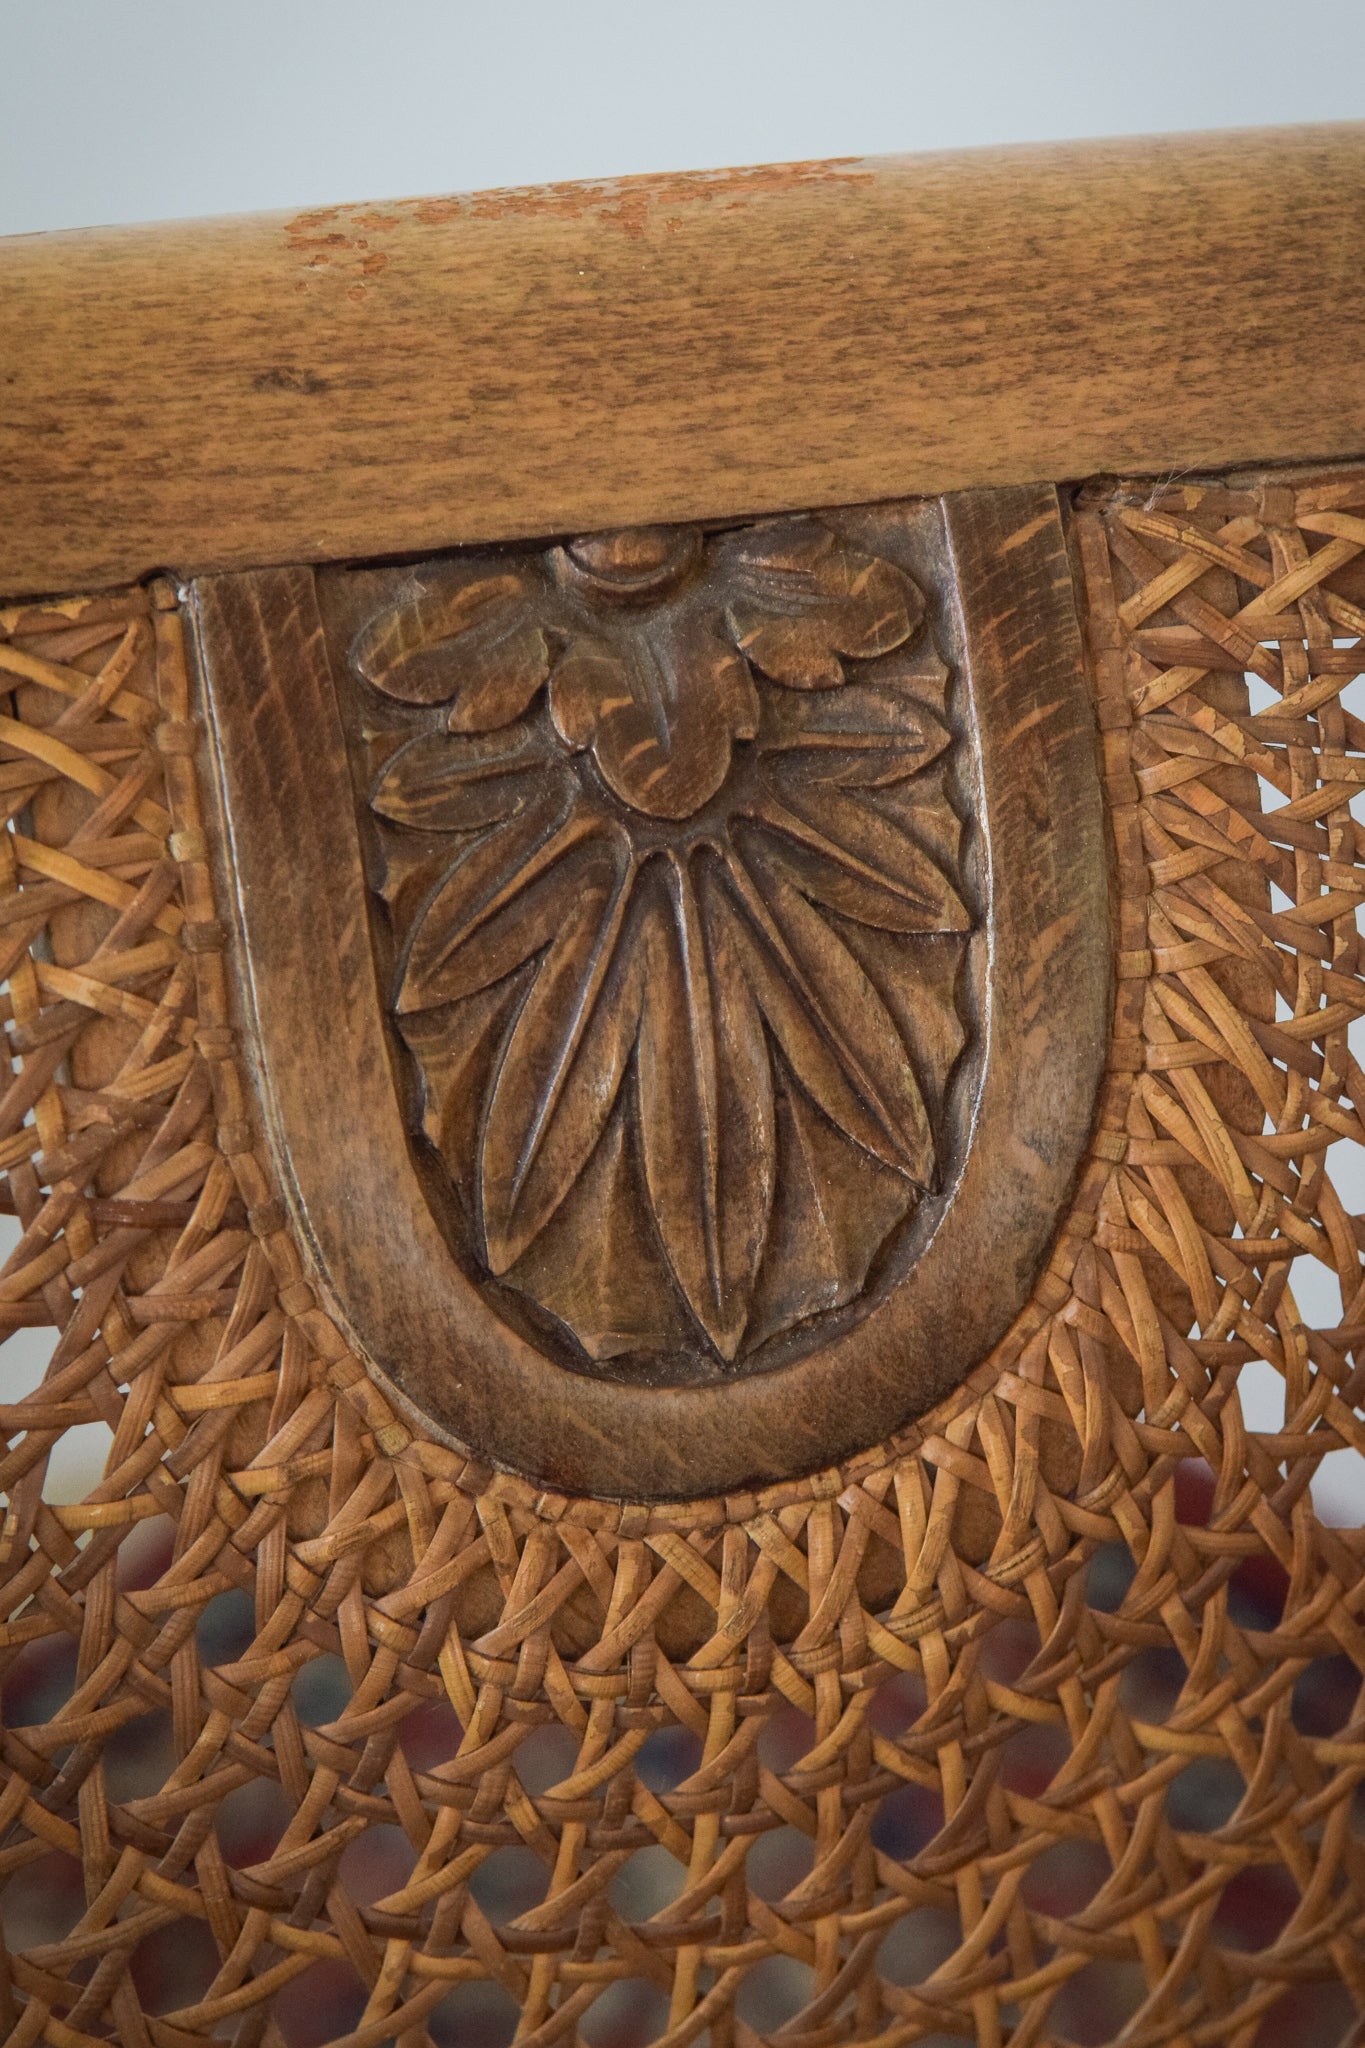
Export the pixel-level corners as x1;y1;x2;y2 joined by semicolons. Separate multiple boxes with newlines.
348;518;973;1370
195;487;1107;1495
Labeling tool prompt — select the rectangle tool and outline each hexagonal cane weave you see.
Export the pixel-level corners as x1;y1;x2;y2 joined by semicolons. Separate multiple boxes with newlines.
1;469;1365;2048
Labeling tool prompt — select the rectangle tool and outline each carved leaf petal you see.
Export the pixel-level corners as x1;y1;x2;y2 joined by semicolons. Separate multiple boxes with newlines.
759;679;952;786
878;761;965;878
481;846;641;1272
398;788;591;1011
744;1084;917;1351
352;573;551;728
710;850;935;1186
747;777;969;933
549;618;759;820
720;519;922;689
372;728;556;833
636;861;775;1358
499;1110;696;1360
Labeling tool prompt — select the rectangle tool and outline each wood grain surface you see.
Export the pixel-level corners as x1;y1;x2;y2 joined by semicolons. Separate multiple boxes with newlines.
4;124;1365;599
320;513;974;1378
191;488;1110;1498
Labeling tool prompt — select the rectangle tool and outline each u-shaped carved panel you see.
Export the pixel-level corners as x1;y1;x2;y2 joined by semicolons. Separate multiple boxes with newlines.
192;485;1110;1497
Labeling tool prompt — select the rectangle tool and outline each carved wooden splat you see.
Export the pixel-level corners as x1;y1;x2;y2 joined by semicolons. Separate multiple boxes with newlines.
192;485;1109;1496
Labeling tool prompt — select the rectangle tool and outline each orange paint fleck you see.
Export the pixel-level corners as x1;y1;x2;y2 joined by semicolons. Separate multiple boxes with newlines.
459;158;873;237
282;157;873;275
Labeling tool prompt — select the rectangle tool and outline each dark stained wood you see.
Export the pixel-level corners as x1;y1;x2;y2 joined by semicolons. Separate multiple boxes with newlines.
5;125;1365;598
323;514;966;1372
191;486;1110;1498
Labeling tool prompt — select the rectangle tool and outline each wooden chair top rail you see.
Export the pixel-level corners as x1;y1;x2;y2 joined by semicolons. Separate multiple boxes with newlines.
3;121;1365;599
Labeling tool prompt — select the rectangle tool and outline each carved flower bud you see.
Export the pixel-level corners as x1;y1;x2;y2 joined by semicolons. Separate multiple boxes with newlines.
553;525;701;605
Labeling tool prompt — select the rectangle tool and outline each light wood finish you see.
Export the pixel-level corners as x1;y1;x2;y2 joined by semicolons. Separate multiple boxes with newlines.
4;124;1365;598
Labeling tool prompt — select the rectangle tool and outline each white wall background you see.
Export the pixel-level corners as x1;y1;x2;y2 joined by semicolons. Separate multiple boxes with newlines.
3;0;1365;235
3;0;1365;1518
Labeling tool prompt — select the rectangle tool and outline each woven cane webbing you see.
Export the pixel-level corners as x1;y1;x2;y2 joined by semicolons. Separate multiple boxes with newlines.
1;473;1364;2047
